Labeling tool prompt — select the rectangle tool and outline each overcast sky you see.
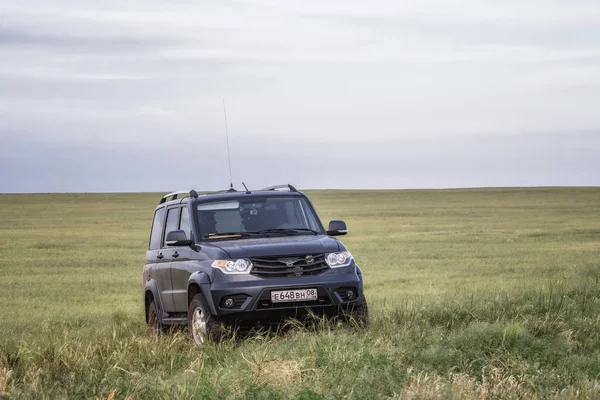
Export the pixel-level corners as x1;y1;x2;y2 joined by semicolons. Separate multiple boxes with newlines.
1;0;599;192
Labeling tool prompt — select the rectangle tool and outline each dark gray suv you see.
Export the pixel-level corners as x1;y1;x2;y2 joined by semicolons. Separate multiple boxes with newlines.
143;184;367;343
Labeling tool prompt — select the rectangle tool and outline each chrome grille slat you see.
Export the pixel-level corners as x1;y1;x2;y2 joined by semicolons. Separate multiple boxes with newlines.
251;265;329;275
250;261;326;269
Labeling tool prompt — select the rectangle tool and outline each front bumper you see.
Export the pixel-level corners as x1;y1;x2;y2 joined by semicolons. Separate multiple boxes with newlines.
207;269;364;319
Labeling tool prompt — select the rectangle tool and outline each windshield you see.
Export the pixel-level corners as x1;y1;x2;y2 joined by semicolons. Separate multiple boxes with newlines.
196;196;323;239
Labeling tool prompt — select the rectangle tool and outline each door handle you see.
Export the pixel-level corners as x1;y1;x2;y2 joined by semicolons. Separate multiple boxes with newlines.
173;251;179;259
157;253;164;260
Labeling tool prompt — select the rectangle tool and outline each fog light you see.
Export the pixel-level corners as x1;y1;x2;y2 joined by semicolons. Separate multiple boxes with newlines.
347;290;355;300
224;297;235;308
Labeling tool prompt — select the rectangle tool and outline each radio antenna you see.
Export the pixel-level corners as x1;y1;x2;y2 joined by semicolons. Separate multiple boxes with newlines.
222;98;234;191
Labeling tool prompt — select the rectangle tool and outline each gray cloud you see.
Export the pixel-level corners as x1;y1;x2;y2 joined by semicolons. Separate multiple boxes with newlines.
0;25;176;51
0;0;599;192
1;132;598;192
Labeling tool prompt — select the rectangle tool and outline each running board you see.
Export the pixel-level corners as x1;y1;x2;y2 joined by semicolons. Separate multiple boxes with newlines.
162;317;187;325
161;313;188;325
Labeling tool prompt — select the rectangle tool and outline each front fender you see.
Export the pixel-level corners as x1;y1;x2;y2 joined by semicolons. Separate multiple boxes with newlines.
356;264;365;302
188;271;217;315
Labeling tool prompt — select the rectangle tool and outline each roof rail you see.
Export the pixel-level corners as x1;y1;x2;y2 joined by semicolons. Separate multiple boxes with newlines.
159;190;199;204
260;184;298;192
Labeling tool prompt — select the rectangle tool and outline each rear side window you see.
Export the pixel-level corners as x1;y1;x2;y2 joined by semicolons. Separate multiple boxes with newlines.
149;208;166;250
163;208;180;247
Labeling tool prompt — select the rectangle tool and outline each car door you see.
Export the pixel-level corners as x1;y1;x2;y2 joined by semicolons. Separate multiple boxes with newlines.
155;206;180;312
169;205;196;312
146;206;165;297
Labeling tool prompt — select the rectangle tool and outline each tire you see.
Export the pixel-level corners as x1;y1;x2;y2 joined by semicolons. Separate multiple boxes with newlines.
188;293;224;344
349;298;369;327
147;299;162;337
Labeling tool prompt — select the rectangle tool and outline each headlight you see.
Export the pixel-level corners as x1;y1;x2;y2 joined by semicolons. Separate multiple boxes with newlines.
325;251;353;268
211;259;253;274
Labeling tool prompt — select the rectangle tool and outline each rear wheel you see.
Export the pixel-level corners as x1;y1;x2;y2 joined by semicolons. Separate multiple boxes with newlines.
147;299;162;337
188;293;224;344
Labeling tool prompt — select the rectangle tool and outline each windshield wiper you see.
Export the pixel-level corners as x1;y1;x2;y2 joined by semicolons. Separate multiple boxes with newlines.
206;231;266;239
257;228;319;236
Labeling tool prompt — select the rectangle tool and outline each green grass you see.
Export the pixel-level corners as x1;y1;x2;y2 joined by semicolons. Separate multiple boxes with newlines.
1;188;599;399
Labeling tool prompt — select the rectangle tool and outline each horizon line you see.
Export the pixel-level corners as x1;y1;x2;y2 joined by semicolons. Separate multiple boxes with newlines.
1;185;599;195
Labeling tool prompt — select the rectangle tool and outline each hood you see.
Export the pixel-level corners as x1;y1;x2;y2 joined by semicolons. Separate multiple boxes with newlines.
209;235;341;259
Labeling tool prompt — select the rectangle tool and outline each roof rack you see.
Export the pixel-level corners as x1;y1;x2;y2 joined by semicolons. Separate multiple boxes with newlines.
160;185;297;204
260;184;298;192
159;190;199;204
202;188;237;195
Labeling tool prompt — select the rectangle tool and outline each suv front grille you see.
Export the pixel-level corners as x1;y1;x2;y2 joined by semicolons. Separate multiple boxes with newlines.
250;254;329;277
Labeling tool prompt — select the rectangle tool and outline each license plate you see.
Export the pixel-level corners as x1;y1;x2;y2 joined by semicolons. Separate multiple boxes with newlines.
271;288;318;303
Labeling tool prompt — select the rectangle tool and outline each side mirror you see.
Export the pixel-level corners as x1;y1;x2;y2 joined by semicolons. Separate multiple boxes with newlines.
165;230;193;246
327;220;348;236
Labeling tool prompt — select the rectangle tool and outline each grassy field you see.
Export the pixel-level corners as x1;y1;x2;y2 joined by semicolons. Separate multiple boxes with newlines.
1;188;599;399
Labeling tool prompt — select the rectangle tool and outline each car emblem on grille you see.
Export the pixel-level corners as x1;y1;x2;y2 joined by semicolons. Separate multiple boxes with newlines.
285;260;295;267
305;255;314;265
293;266;303;276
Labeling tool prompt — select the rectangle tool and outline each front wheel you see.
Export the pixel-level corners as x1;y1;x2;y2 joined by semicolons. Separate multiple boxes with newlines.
348;298;369;327
188;293;224;344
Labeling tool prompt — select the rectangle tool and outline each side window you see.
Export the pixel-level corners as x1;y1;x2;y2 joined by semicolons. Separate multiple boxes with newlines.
284;200;302;225
300;200;320;230
179;207;191;239
149;207;166;250
163;208;180;247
